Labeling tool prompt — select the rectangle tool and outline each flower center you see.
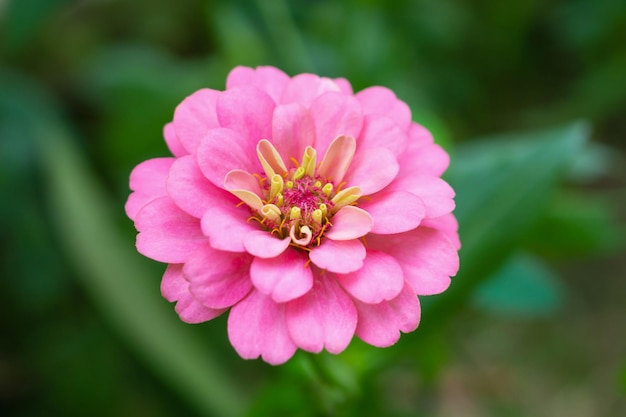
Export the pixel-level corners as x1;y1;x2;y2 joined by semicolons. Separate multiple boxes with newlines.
246;138;361;249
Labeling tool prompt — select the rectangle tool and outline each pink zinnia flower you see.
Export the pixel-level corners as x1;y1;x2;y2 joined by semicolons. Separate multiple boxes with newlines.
125;66;460;365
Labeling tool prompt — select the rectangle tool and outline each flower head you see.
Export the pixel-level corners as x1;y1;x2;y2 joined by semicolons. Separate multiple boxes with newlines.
126;66;460;364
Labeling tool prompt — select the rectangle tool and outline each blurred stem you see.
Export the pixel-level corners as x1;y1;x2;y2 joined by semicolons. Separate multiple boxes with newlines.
254;0;315;72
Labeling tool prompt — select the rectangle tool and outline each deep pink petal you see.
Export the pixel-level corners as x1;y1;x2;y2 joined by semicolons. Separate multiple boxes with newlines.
167;155;230;218
421;213;461;250
324;206;372;241
357;114;408;157
226;66;290;103
163;122;188;157
309;239;366;273
354;283;420;347
196;128;260;189
271;103;315;165
228;290;297;365
285;274;357;354
243;230;291;258
185;242;253;309
343;147;399;195
336;250;404;304
160;264;225;323
200;196;257;252
126;158;174;221
368;227;459;295
386;175;455;219
359;191;425;234
310;92;363;158
356;86;412;132
135;197;205;263
250;250;313;302
173;88;220;153
216;85;275;144
280;73;341;106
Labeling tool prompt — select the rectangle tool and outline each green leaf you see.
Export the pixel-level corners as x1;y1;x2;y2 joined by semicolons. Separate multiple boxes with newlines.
422;122;589;320
471;253;564;317
0;70;246;417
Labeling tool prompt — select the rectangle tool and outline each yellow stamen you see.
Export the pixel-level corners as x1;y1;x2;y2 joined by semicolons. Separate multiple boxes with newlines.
322;183;333;196
319;203;328;217
261;204;282;222
270;174;284;199
289;206;301;220
286;180;294;189
292;166;305;180
301;146;317;177
312;209;323;224
331;186;361;212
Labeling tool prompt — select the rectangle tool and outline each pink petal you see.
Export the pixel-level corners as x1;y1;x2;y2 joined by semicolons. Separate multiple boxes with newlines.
357;114;408;157
343;147;399;195
185;242;253;309
163;122;188;157
317;135;356;184
310;92;363;158
125;158;174;221
227;290;297;365
173;88;220;153
243;230;291;258
398;141;450;177
250;250;313;303
285;275;357;354
309;239;366;273
354;283;420;347
161;264;224;324
386;175;455;219
223;169;264;212
226;66;290;103
200;197;257;252
196;128;259;189
359;191;426;235
167;155;229;218
135;197;205;263
356;86;412;132
333;77;353;95
336;250;404;304
280;73;341;106
368;227;459;295
421;213;461;250
407;122;435;147
271;103;315;166
324;206;372;241
216;85;275;144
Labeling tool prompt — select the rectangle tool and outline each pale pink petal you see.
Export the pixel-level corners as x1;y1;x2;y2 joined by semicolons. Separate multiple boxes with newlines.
357;114;408;157
359;191;426;234
185;242;253;309
226;65;290;103
163;122;188;157
228;290;297;365
310;92;363;158
271;103;316;166
354;283;420;347
257;139;288;177
216;85;275;144
135;197;205;263
421;213;461;250
386;175;455;219
167;155;230;218
200;197;257;252
309;239;366;273
125;157;174;221
317;135;356;184
196;128;259;189
250;250;313;302
161;265;224;323
243;230;291;258
285;275;357;354
368;227;459;295
173;88;220;153
336;250;404;304
333;77;353;95
280;73;341;106
324;206;372;241
356;86;412;132
223;169;264;212
343;147;399;195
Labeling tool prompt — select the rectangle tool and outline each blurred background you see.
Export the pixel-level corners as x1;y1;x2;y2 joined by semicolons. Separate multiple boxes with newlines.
1;0;625;416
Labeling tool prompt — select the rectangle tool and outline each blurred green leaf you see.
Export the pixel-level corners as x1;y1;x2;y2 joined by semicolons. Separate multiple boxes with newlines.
1;0;68;53
422;122;589;320
471;253;564;317
0;70;246;417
